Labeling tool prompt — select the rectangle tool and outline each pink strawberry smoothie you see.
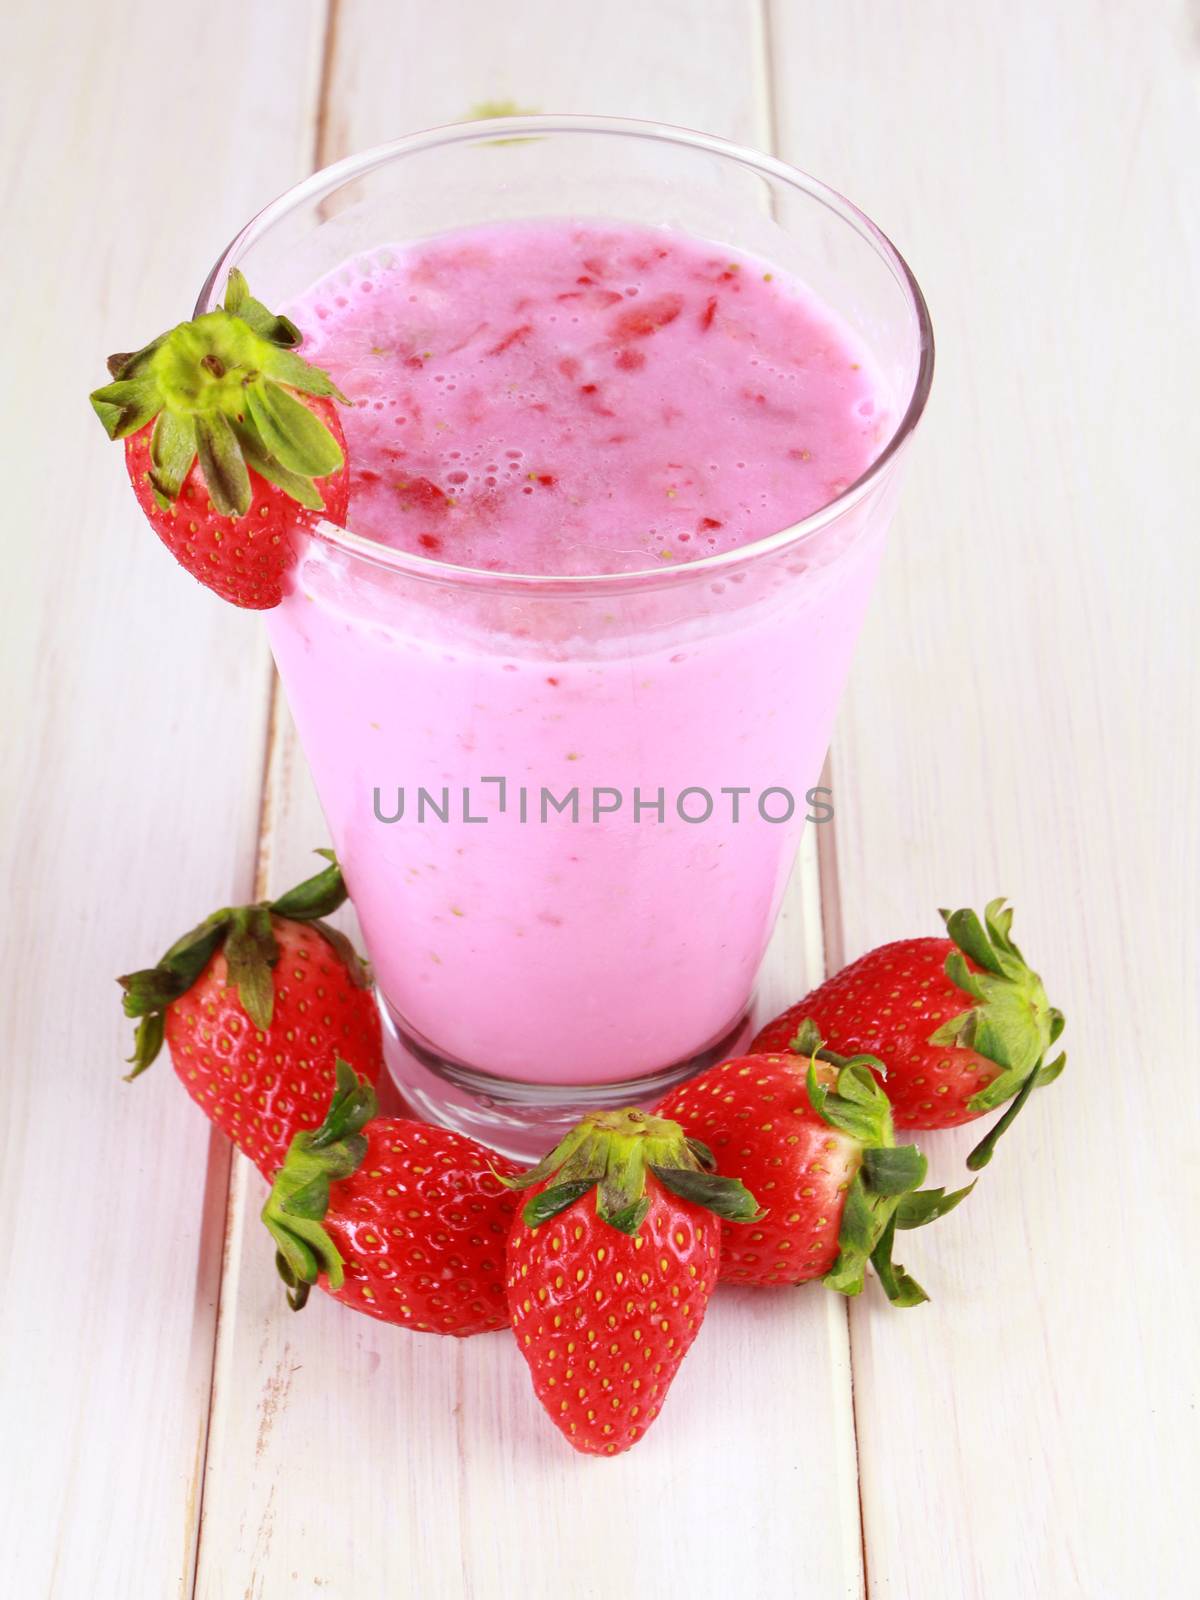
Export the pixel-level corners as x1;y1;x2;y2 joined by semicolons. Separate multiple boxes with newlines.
265;221;895;1087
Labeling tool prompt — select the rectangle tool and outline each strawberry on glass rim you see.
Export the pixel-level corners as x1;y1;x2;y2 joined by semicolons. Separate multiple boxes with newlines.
89;270;349;608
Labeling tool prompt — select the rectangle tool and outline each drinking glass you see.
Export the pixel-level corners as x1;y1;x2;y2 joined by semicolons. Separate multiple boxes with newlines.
198;116;933;1157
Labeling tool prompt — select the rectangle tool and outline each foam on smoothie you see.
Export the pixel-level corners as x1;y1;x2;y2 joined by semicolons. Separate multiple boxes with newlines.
288;221;888;576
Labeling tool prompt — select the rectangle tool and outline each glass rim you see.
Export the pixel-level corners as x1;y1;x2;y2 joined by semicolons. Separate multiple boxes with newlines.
197;113;934;596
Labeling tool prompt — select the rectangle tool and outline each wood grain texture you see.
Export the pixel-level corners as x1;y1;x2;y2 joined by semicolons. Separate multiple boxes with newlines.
191;4;863;1597
768;2;1200;1595
0;4;324;1597
5;0;1195;1595
319;0;772;157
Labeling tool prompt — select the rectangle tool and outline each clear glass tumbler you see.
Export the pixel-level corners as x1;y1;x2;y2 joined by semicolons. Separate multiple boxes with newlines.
198;116;933;1157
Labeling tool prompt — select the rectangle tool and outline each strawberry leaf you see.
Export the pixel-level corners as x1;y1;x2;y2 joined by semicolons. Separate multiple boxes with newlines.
820;1105;952;1305
223;268;302;348
941;906;1003;974
509;1107;762;1237
246;378;344;478
895;1180;976;1230
308;1056;377;1149
806;1057;893;1147
126;1011;165;1076
273;1248;314;1311
933;898;1063;1091
107;334;168;381
847;1174;880;1252
309;919;373;989
685;1137;717;1172
522;1180;597;1227
1036;1049;1066;1087
223;904;280;1031
149;409;197;502
195;411;251;517
257;342;348;402
600;1195;652;1236
790;1015;888;1077
788;1017;825;1057
861;1143;927;1196
232;420;325;511
261;1060;377;1306
281;1172;339;1221
649;1165;763;1222
118;912;230;1015
966;1061;1044;1171
268;851;350;921
868;1215;929;1307
90;378;161;439
823;1175;873;1295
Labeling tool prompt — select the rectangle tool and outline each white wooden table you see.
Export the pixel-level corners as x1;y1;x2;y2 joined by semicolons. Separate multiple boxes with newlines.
3;3;1196;1595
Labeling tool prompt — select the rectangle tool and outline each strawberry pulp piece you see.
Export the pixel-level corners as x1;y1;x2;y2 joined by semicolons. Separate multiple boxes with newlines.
395;475;450;513
611;294;684;340
487;324;534;356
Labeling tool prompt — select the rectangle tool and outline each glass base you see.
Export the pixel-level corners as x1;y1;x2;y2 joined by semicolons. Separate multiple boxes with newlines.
378;993;754;1161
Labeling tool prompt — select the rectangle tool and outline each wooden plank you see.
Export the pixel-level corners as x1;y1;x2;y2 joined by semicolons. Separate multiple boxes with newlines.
0;4;326;1597
769;2;1200;1594
193;4;865;1596
319;0;772;152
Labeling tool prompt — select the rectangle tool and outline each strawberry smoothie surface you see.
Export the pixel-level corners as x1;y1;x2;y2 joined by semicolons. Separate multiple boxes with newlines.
265;219;897;1092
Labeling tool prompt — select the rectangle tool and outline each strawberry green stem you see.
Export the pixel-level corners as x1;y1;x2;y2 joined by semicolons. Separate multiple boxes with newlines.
932;898;1065;1113
796;1026;973;1307
89;269;348;517
934;898;1068;1169
787;1016;874;1076
966;1057;1039;1171
117;848;364;1076
505;1107;762;1236
261;1060;377;1310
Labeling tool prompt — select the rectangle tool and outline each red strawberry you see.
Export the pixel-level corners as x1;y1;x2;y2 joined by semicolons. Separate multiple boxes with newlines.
119;851;382;1178
90;270;349;608
659;1042;971;1305
504;1108;761;1455
262;1063;522;1335
750;900;1065;1167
